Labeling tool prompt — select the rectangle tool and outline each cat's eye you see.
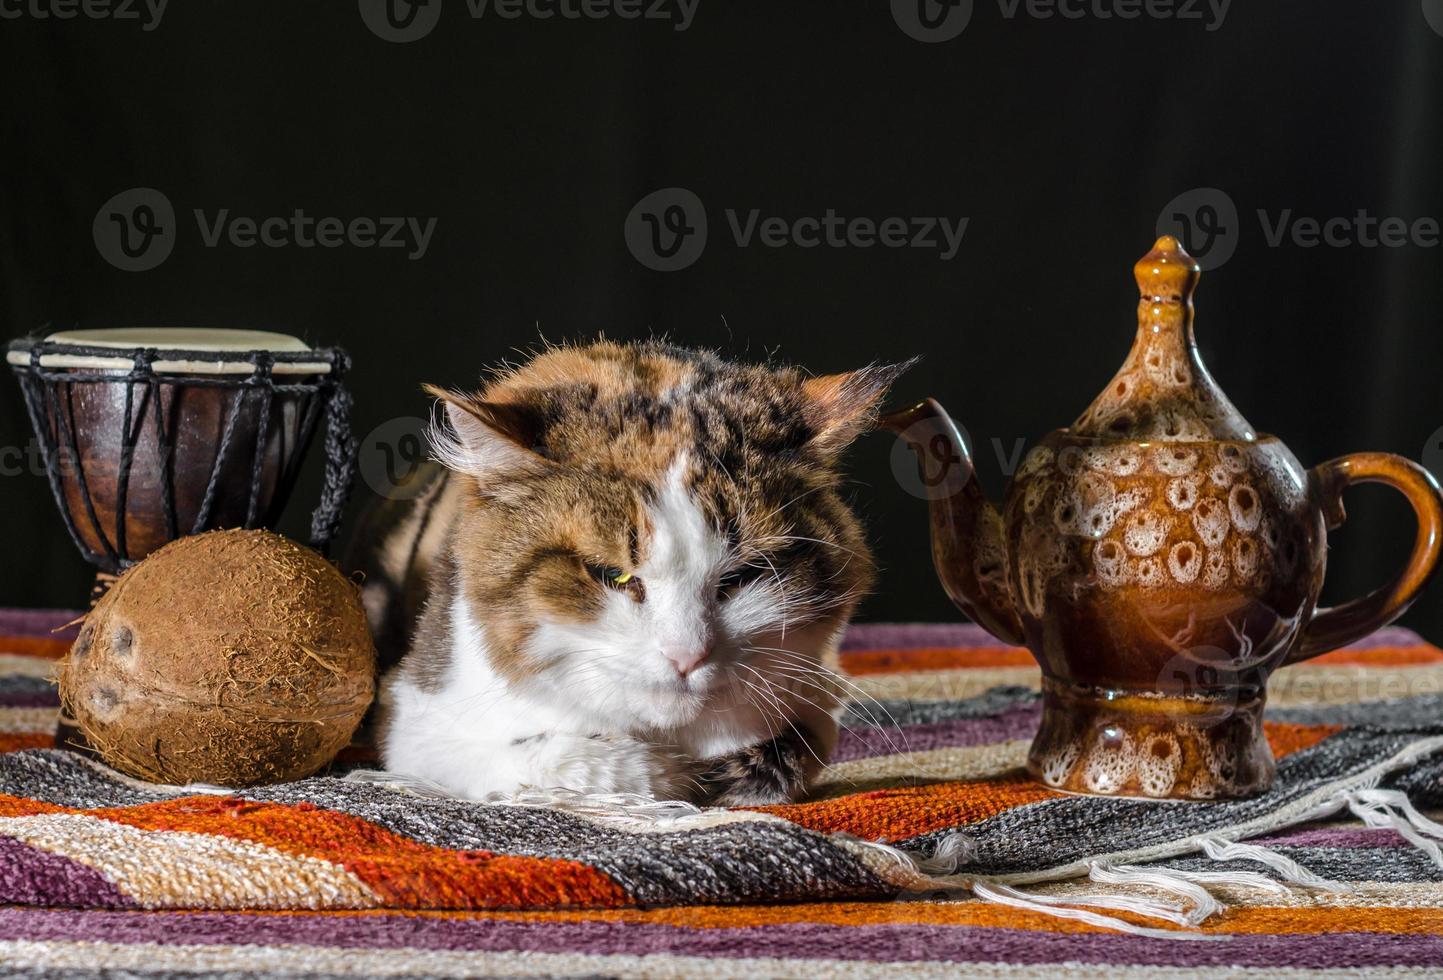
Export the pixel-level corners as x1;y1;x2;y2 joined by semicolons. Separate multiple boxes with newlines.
717;563;769;598
588;563;640;593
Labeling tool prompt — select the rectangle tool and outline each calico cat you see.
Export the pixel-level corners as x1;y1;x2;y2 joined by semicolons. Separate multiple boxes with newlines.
359;341;906;804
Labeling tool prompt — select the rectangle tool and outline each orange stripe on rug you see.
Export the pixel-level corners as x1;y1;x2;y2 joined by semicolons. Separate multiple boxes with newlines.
751;774;1060;839
370;899;1443;936
0;636;73;660
750;722;1339;839
0;794;628;910
838;643;1443;676
1304;645;1443;667
840;646;1034;674
0;793;69;817
0;733;54;754
1264;722;1342;757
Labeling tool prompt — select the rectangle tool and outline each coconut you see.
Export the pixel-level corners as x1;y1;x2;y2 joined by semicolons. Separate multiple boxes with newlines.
60;529;376;787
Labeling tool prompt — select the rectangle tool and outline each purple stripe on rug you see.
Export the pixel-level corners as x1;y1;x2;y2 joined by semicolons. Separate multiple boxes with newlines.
0;909;1439;968
1343;626;1433;650
841;623;1000;652
839;622;1432;653
0;837;132;908
1250;826;1410;849
0;608;82;641
832;704;1042;762
0;691;60;708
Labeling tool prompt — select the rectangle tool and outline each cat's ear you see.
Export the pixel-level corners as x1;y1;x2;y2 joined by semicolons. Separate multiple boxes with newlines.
424;384;549;477
800;359;916;453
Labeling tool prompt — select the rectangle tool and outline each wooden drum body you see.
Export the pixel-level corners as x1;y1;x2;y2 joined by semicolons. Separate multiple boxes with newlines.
8;329;355;573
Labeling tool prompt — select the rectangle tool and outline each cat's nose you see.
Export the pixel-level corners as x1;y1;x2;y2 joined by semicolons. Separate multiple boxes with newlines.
662;645;711;677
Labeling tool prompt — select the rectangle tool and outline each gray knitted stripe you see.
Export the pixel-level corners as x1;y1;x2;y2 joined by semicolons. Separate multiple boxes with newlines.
0;972;495;980
841;686;1038;727
1160;846;1443;883
0;750;884;906
902;726;1443;873
1268;694;1443;729
0;675;54;697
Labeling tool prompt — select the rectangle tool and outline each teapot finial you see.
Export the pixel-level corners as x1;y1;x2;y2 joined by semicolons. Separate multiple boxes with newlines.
1071;235;1254;442
1134;235;1201;302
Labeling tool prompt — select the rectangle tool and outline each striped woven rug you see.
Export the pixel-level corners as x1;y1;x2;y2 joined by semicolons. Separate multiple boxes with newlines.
2;607;1442;977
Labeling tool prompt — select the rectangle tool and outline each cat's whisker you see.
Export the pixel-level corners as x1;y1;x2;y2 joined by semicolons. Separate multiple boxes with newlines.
744;646;915;753
734;663;840;780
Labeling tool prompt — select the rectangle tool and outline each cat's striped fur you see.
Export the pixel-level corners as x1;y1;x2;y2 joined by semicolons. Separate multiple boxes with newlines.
350;341;906;803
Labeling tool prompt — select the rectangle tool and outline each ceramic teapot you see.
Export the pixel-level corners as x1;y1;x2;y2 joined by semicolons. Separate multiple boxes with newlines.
885;236;1443;800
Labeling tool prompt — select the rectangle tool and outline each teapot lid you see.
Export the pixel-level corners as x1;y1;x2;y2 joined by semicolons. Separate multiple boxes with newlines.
1070;236;1256;443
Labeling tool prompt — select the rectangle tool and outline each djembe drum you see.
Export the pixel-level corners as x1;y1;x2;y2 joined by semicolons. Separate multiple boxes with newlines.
7;328;357;591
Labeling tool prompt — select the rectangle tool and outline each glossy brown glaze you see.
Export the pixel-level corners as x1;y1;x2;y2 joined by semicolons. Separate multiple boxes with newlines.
884;236;1443;800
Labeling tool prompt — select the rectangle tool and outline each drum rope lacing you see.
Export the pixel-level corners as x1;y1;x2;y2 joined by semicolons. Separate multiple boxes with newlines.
9;340;357;572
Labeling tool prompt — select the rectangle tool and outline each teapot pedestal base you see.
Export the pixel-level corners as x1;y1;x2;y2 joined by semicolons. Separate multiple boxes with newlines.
1026;679;1275;800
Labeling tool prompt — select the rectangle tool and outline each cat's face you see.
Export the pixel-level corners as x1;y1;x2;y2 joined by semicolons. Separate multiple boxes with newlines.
431;342;905;732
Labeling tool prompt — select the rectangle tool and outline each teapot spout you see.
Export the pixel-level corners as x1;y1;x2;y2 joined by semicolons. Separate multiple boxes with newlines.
881;399;1024;646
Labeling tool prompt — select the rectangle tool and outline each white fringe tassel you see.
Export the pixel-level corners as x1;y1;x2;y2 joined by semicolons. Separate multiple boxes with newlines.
1345;787;1443;868
1086;860;1225;925
840;833;1227;941
970;881;1226;941
1195;834;1353;892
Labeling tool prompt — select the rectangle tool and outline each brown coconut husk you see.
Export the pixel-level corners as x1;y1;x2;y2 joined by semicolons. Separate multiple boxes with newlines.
59;529;376;787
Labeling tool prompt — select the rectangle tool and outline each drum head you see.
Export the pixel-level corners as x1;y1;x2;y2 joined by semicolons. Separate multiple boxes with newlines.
6;328;332;376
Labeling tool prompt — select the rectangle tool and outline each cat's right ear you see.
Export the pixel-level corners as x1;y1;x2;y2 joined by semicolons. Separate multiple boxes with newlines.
424;384;549;478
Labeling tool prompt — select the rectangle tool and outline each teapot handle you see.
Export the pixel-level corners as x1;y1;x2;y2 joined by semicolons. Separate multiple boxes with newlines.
1288;452;1443;664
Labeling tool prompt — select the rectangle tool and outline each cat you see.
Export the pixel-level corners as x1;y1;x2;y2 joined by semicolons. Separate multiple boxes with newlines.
358;340;907;804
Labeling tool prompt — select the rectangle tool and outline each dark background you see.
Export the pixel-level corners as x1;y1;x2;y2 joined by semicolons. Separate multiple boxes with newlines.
2;1;1441;639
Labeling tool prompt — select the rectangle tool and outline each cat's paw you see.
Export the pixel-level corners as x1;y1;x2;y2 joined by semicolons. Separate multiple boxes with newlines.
526;734;694;800
697;729;817;806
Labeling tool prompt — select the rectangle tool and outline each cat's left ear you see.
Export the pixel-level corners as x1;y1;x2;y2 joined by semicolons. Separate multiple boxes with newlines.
801;359;917;454
424;384;550;478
